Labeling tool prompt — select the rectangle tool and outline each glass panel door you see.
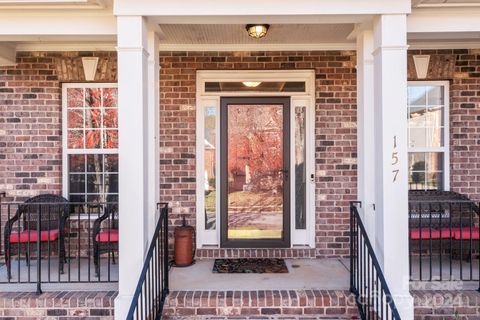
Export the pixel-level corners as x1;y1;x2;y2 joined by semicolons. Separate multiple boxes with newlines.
220;97;290;248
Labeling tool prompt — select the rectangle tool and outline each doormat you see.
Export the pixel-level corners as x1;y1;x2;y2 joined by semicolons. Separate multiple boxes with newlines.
212;258;288;273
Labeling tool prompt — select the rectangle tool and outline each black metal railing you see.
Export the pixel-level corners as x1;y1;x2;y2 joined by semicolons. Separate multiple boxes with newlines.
408;199;480;288
0;198;118;293
350;202;401;320
126;202;169;320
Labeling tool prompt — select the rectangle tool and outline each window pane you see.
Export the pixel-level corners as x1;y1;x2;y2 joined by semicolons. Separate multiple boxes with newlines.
408;152;444;191
103;109;118;128
67;88;83;108
85;130;101;148
104;130;118;149
85;109;102;128
87;154;103;172
103;88;118;108
69;154;85;172
68;130;84;149
295;106;306;230
426;106;444;127
409;128;426;148
69;174;85;193
428;172;443;190
426;152;443;172
105;154;119;172
85;88;101;108
69;194;85;204
409;152;425;170
68;110;84;128
409;171;426;190
408;86;427;106
427;86;444;105
425;127;443;147
408;106;426;127
105;174;118;193
205;81;305;93
204;106;216;230
87;173;103;193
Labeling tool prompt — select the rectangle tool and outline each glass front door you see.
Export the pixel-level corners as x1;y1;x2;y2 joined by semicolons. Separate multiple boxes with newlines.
220;97;290;248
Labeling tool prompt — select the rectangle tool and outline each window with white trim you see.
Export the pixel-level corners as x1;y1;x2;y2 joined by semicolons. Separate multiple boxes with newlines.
407;81;449;191
62;84;119;203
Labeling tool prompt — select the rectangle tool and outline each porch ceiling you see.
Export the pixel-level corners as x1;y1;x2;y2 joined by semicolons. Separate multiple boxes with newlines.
158;24;355;46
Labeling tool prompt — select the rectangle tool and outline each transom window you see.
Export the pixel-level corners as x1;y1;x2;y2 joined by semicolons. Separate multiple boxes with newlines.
62;84;119;203
407;81;449;191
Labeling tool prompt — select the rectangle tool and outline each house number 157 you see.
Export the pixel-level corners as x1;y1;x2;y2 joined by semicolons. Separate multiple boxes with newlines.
392;136;399;182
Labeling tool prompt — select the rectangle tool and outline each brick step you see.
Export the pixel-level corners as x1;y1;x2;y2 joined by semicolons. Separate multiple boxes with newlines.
162;289;359;319
413;290;480;320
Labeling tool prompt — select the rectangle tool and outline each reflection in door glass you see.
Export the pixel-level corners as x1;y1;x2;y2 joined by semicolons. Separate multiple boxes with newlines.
295;107;306;229
204;106;216;230
227;104;284;240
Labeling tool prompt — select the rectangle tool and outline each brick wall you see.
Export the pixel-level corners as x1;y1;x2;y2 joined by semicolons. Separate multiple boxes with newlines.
0;52;63;201
159;51;358;258
0;291;116;319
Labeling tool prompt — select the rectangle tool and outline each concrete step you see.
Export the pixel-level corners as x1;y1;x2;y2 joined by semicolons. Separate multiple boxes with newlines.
162;289;359;319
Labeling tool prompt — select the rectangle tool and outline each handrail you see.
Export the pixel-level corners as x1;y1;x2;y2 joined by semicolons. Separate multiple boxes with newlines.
350;202;401;320
126;202;169;320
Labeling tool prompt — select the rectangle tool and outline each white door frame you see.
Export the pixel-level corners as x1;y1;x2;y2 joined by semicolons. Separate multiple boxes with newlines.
196;70;316;248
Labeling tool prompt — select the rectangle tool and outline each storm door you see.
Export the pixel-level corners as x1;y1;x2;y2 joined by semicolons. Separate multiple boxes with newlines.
220;97;290;248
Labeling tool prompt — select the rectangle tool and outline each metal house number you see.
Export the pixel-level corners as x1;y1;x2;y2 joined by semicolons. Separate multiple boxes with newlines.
392;136;399;182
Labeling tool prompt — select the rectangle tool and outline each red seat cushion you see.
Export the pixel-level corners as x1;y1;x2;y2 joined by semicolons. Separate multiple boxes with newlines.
410;228;452;240
452;227;480;240
96;230;119;242
9;229;59;243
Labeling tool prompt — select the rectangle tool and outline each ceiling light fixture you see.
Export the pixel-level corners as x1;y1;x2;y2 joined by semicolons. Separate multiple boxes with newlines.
242;81;262;88
246;24;270;39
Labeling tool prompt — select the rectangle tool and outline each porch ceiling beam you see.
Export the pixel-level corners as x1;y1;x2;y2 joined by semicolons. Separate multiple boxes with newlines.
115;0;411;17
0;13;116;36
408;8;480;33
148;15;373;25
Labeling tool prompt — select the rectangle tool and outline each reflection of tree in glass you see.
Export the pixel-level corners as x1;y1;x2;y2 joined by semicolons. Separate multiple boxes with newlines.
411;160;426;187
228;105;283;193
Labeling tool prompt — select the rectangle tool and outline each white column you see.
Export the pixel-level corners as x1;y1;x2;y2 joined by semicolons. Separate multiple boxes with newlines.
373;14;413;319
356;28;376;240
115;16;150;320
147;29;160;239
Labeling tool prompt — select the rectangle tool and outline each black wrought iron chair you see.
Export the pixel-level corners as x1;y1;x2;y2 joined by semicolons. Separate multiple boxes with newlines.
4;194;70;279
92;203;118;277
